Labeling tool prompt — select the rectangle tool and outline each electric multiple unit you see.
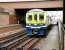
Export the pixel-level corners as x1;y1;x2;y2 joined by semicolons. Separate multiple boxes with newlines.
26;9;51;36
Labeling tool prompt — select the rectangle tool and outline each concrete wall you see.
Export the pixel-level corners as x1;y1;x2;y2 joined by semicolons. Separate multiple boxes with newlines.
0;1;63;9
0;13;9;26
0;9;17;26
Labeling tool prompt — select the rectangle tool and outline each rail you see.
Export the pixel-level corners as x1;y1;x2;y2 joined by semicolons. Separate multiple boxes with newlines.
0;30;27;50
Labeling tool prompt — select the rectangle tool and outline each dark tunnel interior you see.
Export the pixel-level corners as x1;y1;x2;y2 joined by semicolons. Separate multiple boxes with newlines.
15;8;63;27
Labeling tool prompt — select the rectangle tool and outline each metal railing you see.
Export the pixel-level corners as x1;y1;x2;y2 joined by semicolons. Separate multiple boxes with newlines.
58;20;64;50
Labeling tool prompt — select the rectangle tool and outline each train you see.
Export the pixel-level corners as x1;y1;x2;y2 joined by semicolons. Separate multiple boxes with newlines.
26;9;51;36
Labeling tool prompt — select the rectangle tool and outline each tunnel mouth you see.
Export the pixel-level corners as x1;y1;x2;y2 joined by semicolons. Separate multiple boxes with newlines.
15;8;63;27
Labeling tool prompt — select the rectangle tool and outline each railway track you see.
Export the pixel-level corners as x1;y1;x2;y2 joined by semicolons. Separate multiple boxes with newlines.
0;25;44;50
11;38;34;50
0;30;25;41
1;24;43;50
11;38;41;50
23;38;41;50
0;30;26;44
0;31;41;50
0;24;24;41
0;29;41;50
0;30;27;50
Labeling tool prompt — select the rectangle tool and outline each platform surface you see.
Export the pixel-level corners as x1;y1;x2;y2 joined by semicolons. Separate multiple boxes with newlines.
32;25;59;50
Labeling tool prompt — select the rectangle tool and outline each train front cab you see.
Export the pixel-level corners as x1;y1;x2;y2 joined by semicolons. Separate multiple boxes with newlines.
26;9;47;36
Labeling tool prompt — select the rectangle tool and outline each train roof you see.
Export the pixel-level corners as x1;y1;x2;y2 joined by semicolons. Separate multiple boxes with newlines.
27;9;44;13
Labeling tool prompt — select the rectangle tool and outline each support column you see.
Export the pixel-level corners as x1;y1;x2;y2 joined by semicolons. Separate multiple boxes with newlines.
8;9;17;24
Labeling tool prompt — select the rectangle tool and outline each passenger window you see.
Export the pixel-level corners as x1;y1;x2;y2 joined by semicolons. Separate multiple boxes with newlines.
39;14;44;20
28;15;32;20
34;14;37;20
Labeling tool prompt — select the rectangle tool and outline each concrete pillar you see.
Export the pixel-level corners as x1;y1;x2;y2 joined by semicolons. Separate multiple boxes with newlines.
0;8;17;26
8;9;17;24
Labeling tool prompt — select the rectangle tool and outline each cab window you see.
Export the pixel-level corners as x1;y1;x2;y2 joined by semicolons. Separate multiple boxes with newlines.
39;14;44;20
28;15;32;20
34;14;37;20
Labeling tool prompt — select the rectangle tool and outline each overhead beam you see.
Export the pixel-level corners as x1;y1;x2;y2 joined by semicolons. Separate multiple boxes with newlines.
0;1;63;9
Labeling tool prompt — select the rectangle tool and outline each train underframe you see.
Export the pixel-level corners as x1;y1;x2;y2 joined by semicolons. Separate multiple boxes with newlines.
26;27;46;36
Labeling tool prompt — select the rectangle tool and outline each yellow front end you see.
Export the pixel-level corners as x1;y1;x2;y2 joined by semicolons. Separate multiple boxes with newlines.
26;12;46;26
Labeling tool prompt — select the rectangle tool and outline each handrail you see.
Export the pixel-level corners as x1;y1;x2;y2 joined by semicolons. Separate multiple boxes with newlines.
58;20;64;50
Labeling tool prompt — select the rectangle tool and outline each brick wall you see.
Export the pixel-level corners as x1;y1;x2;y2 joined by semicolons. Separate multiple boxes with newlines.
9;15;17;24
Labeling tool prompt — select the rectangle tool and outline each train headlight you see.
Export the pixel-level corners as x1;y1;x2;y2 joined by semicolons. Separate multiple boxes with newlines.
34;24;37;25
